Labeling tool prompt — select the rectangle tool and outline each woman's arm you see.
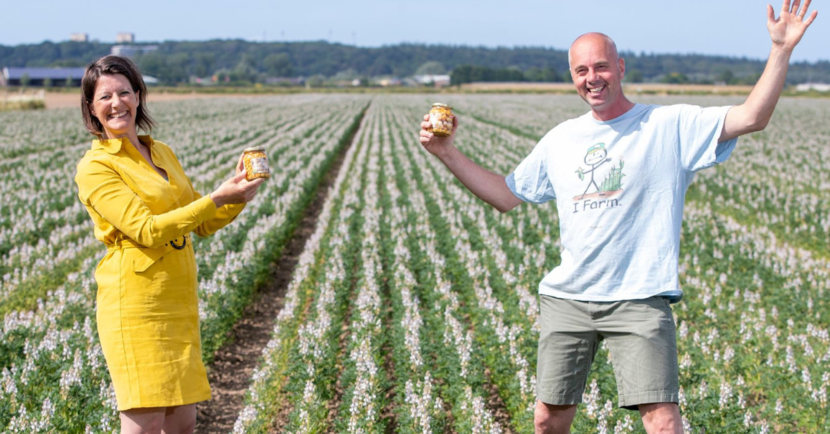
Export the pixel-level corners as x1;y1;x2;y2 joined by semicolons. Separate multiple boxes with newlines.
76;157;220;248
76;153;263;247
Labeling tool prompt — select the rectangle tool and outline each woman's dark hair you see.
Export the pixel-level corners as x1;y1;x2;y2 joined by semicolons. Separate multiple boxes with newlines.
81;55;155;137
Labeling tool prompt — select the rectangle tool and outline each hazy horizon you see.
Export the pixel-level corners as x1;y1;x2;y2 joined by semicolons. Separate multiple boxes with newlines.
5;0;827;63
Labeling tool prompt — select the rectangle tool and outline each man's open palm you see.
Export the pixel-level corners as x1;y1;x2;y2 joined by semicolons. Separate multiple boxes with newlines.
768;0;818;52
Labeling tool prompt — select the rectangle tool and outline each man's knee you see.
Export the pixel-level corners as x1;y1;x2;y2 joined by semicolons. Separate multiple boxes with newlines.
639;402;682;434
535;400;577;434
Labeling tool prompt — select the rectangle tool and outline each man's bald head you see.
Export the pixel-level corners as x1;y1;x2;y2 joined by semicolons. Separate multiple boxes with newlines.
568;33;619;69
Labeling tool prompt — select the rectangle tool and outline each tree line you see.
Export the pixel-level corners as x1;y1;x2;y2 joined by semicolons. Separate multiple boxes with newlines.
1;40;828;85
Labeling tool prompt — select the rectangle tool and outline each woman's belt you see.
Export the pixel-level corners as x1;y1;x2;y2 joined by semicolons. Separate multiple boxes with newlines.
107;234;189;251
106;235;190;272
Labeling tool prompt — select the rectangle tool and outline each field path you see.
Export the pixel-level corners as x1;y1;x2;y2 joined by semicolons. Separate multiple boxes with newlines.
194;103;370;434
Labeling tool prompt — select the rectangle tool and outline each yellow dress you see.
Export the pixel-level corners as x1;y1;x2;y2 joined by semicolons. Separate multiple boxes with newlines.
74;135;244;411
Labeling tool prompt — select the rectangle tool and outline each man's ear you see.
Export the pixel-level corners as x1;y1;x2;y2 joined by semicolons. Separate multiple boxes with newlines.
618;57;626;80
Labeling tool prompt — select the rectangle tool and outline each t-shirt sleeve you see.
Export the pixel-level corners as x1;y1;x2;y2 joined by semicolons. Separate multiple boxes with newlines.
505;139;556;204
678;105;738;172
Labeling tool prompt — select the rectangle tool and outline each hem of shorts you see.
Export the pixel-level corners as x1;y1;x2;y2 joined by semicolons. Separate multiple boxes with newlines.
618;390;679;410
117;392;211;411
536;391;583;406
538;289;683;303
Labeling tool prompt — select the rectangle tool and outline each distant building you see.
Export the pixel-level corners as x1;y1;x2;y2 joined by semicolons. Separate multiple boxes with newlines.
796;83;830;92
413;74;451;87
0;67;156;87
1;67;85;87
264;76;305;86
116;33;135;43
376;77;402;87
111;45;158;57
70;33;88;42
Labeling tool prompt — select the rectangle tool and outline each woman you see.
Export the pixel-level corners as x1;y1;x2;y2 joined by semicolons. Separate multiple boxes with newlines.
74;55;264;434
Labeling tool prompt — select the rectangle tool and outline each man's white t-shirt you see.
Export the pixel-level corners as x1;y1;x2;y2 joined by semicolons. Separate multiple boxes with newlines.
506;103;738;302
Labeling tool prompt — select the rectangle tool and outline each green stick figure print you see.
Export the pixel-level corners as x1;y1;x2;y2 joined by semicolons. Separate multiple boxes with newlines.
576;143;611;200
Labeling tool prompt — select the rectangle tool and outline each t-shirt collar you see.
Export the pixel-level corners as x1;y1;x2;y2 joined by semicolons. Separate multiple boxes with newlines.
583;103;649;126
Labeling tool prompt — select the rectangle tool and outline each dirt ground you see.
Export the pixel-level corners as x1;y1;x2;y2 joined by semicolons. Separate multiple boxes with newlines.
43;91;254;109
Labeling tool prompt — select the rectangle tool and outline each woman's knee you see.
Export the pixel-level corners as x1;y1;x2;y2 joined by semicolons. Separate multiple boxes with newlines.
120;408;166;434
162;404;197;434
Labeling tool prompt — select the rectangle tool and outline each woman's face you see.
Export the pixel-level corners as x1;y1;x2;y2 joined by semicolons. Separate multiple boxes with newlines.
89;73;139;140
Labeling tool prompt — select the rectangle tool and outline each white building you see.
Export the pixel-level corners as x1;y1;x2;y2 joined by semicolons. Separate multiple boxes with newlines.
413;74;451;87
116;33;135;43
111;45;158;57
70;33;88;42
795;83;830;92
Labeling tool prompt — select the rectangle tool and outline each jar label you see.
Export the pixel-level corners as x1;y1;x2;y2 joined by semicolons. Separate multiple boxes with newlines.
250;157;270;174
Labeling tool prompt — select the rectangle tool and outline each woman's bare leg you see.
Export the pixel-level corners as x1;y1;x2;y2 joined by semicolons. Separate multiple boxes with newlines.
120;407;166;434
162;404;197;434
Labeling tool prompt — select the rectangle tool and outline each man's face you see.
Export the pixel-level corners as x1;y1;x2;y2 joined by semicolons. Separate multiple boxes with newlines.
569;35;626;115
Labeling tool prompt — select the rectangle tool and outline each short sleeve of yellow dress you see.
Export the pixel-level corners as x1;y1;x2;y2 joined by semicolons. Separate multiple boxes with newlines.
74;135;245;411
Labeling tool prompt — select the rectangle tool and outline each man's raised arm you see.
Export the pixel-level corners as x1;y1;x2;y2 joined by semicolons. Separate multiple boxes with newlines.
720;0;818;142
419;114;523;213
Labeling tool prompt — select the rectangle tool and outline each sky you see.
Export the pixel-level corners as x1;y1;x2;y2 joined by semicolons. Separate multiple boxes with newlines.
3;0;828;63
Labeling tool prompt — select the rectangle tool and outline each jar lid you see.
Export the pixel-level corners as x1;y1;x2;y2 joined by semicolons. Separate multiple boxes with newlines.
243;146;266;153
432;103;453;109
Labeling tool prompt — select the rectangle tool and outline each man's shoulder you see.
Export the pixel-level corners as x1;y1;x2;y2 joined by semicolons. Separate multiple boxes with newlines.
541;114;590;140
647;103;708;118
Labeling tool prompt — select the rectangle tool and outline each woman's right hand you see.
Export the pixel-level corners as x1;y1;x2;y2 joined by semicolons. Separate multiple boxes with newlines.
210;171;265;208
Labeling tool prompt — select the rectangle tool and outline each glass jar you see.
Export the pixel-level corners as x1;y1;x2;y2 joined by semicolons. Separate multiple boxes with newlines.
429;103;454;137
242;147;271;181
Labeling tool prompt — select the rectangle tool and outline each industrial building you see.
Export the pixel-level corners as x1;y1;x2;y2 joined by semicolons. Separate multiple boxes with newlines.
0;67;85;87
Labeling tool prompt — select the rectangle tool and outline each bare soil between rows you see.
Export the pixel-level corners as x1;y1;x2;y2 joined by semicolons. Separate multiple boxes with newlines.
194;119;358;434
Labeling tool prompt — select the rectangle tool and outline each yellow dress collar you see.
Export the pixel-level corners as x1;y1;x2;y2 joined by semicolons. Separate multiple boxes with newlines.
92;135;154;154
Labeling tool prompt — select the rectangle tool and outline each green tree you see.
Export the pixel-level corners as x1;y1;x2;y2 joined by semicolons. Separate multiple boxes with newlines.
192;52;215;77
525;67;560;82
414;61;446;75
65;76;74;87
305;74;326;88
20;73;30;88
625;69;644;83
263;53;294;77
233;54;259;83
43;77;52;88
450;65;473;85
661;72;689;84
166;53;190;83
715;69;735;85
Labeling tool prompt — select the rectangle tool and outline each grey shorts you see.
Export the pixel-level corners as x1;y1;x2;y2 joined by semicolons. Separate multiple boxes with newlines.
537;295;679;409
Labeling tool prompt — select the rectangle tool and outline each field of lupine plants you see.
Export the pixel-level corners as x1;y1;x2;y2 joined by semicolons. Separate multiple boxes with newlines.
1;93;828;433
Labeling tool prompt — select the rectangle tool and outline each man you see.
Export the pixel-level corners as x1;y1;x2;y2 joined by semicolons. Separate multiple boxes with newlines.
418;1;817;433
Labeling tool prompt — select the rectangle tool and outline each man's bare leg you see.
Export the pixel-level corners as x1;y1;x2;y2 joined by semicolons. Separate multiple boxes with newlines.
639;402;682;434
535;400;577;434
